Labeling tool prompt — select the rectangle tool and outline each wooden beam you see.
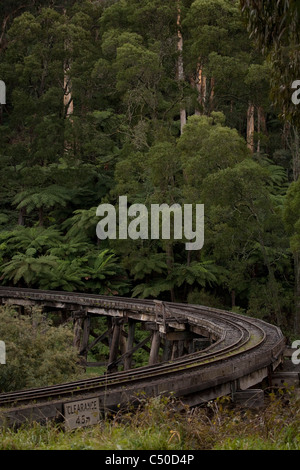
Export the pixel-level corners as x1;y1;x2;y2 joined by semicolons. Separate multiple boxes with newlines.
171;341;179;360
142;321;157;331
107;333;152;371
120;325;127;356
124;319;135;371
165;331;195;341
121;327;151;353
79;316;91;359
73;317;83;352
162;339;172;362
86;327;113;353
149;331;161;365
177;340;184;357
108;321;121;372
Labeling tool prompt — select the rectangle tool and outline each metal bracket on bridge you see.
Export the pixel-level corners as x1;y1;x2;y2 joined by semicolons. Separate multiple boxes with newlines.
154;300;188;334
71;308;88;319
154;300;167;333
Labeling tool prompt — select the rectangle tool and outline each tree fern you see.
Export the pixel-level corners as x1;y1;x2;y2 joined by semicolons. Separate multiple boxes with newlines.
62;207;98;239
125;251;168;281
48;236;94;260
88;249;130;295
132;279;172;299
167;261;221;288
6;226;63;254
1;253;58;286
12;185;73;213
39;259;91;292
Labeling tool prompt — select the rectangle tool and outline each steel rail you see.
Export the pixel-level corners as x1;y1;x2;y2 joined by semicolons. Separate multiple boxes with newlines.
0;315;249;404
0;287;285;412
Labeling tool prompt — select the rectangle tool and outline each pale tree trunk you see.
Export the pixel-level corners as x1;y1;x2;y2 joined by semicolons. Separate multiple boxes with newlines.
247;103;255;153
63;55;73;155
197;64;205;112
63;59;74;156
256;106;267;154
209;77;215;112
192;65;213;115
64;66;73;120
194;63;207;115
177;3;186;134
63;9;73;153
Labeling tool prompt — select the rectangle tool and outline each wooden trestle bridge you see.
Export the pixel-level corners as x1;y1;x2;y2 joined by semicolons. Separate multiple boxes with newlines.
0;287;286;428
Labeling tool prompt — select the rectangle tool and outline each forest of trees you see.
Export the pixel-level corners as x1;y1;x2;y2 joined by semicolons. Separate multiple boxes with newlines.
0;0;299;337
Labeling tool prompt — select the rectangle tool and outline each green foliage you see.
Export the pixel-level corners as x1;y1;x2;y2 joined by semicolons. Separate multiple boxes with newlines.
178;113;249;200
0;1;298;452
0;306;83;392
4;227;63;253
1;253;59;286
132;279;172;299
12;185;73;214
0;394;300;450
168;261;221;288
0;225;130;294
88;249;130;295
0;0;297;332
240;0;300;126
284;178;300;252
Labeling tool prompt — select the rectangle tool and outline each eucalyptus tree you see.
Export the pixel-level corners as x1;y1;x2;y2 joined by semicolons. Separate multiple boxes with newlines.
240;0;300;127
202;157;290;326
182;0;273;152
284;179;300;334
241;0;300;333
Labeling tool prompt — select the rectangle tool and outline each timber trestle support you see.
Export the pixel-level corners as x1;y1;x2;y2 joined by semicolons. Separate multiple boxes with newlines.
0;287;287;426
0;290;204;373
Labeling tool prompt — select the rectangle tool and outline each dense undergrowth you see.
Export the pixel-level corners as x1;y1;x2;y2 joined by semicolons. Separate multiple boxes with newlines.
0;392;299;450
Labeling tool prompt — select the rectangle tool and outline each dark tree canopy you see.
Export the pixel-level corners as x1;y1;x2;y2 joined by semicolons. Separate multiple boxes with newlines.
240;0;300;126
0;0;299;335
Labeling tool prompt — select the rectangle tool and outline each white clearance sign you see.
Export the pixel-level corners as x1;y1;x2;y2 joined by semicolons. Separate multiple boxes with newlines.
63;397;100;430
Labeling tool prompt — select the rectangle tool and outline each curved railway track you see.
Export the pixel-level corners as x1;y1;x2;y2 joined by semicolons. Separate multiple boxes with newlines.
0;287;285;427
